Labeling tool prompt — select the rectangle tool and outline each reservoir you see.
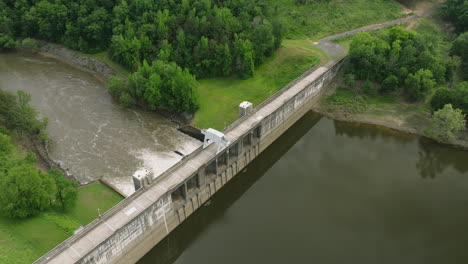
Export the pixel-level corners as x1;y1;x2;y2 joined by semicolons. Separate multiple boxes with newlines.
0;53;201;196
2;53;468;264
139;112;468;264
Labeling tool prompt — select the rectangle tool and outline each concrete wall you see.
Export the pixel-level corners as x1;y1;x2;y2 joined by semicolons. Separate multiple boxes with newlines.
105;59;342;264
258;60;343;152
35;59;343;264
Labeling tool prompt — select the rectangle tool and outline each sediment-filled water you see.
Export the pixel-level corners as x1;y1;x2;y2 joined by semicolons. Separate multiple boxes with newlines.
0;53;201;196
139;112;468;264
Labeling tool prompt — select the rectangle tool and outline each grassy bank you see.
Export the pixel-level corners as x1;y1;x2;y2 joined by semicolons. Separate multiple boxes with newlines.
193;40;320;130
66;1;407;130
317;83;468;149
273;0;404;40
317;13;468;149
0;183;123;264
319;86;431;134
191;0;409;129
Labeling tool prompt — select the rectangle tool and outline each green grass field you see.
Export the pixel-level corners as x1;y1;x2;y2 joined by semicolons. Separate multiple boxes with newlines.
191;0;407;129
193;39;320;130
0;183;123;264
72;1;408;130
273;0;403;40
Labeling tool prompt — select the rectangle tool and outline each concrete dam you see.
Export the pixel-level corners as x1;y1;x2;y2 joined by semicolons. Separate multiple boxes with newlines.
34;58;344;264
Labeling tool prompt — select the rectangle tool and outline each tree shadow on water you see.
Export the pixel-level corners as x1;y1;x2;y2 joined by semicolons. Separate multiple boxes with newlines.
416;137;468;179
333;120;416;143
137;111;322;264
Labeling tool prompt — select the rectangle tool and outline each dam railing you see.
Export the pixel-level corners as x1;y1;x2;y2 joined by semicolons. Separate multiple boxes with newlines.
34;53;347;264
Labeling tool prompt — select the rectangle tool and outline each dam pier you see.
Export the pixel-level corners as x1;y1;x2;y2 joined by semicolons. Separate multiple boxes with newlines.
34;59;344;264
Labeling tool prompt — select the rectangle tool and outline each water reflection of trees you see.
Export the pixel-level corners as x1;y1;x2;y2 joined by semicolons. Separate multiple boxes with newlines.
333;120;415;143
416;138;468;179
333;119;468;179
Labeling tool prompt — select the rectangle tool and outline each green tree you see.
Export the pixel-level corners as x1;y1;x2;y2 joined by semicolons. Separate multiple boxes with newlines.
233;35;255;78
216;43;232;76
451;32;468;80
404;69;435;101
251;22;275;64
431;82;468;114
0;4;16;50
426;104;466;142
107;76;127;98
349;32;389;80
0;164;55;218
48;169;78;211
344;73;356;89
0;132;13;169
0;133;12;156
381;75;399;93
440;0;468;32
111;60;198;112
0;90;48;140
23;0;68;42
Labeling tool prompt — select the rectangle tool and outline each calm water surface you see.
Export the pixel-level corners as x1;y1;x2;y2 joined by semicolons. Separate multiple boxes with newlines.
139;112;468;264
0;53;201;195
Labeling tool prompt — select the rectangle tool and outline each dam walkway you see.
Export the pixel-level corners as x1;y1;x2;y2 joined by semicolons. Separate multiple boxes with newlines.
35;57;342;264
34;4;443;262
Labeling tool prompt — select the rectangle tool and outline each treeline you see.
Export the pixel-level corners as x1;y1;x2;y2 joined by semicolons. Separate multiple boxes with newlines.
431;82;468;116
0;0;282;79
344;0;468;140
0;0;284;113
439;0;468;33
108;60;198;112
430;0;468;116
0;89;48;141
0;89;78;218
347;26;452;101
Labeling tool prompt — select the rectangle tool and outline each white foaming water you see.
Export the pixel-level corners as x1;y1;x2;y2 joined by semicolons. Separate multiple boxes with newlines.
0;53;203;197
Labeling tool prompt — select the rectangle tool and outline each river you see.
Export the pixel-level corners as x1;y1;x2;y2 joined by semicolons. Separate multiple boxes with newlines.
138;112;468;264
0;53;201;196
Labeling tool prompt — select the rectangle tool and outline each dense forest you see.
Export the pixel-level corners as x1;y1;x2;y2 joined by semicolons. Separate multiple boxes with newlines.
0;0;287;112
431;0;468;115
0;89;78;218
347;26;451;101
346;0;467;116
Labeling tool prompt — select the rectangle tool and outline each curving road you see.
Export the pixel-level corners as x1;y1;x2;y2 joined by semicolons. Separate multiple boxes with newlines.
315;3;440;66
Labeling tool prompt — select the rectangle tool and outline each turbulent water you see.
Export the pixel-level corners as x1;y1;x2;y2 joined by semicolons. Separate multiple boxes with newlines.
0;53;201;196
139;112;468;264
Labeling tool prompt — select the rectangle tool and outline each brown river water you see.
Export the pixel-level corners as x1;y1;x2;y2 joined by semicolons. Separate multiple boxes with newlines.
0;53;201;196
2;52;468;264
139;112;468;264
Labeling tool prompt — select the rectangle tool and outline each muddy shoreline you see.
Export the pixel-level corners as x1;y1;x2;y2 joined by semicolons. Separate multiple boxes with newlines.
8;43;197;187
312;107;468;152
22;41;194;126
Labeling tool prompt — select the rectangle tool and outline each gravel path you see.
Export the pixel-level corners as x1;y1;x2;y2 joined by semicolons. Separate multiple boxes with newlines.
315;4;439;65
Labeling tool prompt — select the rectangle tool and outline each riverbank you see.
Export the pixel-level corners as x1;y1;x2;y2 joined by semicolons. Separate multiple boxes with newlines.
0;182;123;264
0;126;124;264
14;41;194;128
312;72;468;152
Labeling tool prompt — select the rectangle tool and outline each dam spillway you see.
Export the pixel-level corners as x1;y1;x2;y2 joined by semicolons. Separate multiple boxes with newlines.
34;58;344;264
0;53;202;196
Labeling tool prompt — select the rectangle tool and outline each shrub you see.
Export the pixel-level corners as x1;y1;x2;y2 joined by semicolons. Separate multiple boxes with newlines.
381;75;399;93
425;104;466;142
19;38;38;51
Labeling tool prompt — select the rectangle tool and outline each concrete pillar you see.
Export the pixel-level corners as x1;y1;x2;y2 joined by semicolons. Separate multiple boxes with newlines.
197;169;206;188
183;182;188;201
238;139;243;154
226;149;230;167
